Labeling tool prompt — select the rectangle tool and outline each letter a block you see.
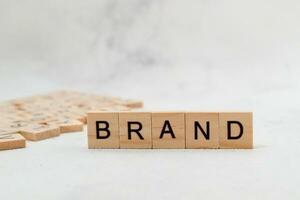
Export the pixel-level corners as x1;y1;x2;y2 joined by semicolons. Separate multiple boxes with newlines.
186;112;219;149
152;112;185;149
87;111;119;149
119;112;152;149
219;112;253;149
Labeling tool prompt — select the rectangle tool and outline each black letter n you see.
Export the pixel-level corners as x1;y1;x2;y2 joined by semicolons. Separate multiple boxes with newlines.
194;121;210;140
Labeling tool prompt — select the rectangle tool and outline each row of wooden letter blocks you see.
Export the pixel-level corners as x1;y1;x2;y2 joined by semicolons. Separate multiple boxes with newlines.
87;112;253;149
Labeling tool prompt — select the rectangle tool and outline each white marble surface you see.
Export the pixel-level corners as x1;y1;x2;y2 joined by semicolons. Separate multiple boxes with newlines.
0;0;300;199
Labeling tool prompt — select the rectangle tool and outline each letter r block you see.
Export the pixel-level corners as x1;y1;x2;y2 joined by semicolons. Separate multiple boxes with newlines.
185;112;219;149
87;111;119;149
219;112;253;149
119;112;152;149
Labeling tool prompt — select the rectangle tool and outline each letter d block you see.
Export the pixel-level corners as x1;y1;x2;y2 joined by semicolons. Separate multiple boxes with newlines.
219;112;253;149
87;112;119;149
119;112;152;149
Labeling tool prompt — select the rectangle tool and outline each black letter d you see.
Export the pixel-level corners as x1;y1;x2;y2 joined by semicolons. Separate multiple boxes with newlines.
227;121;243;140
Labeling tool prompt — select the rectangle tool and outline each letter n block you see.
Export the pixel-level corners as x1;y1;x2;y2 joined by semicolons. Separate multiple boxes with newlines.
219;112;253;149
87;111;119;149
152;112;185;149
119;112;152;149
185;112;219;149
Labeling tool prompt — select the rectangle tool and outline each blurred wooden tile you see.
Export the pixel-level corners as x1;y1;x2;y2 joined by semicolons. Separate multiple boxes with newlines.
119;112;152;149
28;114;55;124
0;132;26;151
9;120;29;130
219;112;253;149
152;112;185;149
120;100;144;108
87;111;119;149
20;124;60;141
59;112;87;124
47;119;83;133
107;105;132;111
0;90;143;146
186;112;219;149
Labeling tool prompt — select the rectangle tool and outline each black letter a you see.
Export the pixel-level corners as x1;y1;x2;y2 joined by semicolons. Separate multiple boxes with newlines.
96;121;110;139
160;120;176;139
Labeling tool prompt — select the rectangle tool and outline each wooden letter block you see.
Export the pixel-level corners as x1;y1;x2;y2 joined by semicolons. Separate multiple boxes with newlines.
119;112;152;149
87;111;119;149
0;131;26;151
219;112;253;149
20;124;60;141
58;119;83;133
186;112;219;149
46;119;83;133
152;112;185;149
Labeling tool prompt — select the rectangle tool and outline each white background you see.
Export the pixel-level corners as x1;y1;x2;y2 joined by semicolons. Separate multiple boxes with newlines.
0;0;299;199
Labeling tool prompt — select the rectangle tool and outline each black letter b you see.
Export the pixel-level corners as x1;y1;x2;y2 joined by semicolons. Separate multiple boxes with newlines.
96;121;110;139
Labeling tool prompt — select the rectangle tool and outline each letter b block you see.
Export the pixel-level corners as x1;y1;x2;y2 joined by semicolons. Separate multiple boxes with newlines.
87;111;119;149
119;112;152;148
219;112;253;149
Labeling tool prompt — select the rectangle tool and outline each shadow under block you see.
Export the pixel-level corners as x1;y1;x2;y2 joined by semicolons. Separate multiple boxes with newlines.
219;112;253;149
0;133;26;151
185;112;219;149
152;112;185;149
119;112;152;149
87;112;119;149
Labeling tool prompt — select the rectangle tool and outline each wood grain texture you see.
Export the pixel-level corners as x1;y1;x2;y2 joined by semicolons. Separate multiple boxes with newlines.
46;119;83;133
219;112;253;149
20;124;60;141
0;133;26;151
186;112;219;149
87;111;119;149
119;112;152;149
152;112;185;149
0;91;143;150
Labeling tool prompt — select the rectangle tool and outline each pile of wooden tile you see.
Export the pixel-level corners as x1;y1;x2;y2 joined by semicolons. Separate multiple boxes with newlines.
0;91;143;151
